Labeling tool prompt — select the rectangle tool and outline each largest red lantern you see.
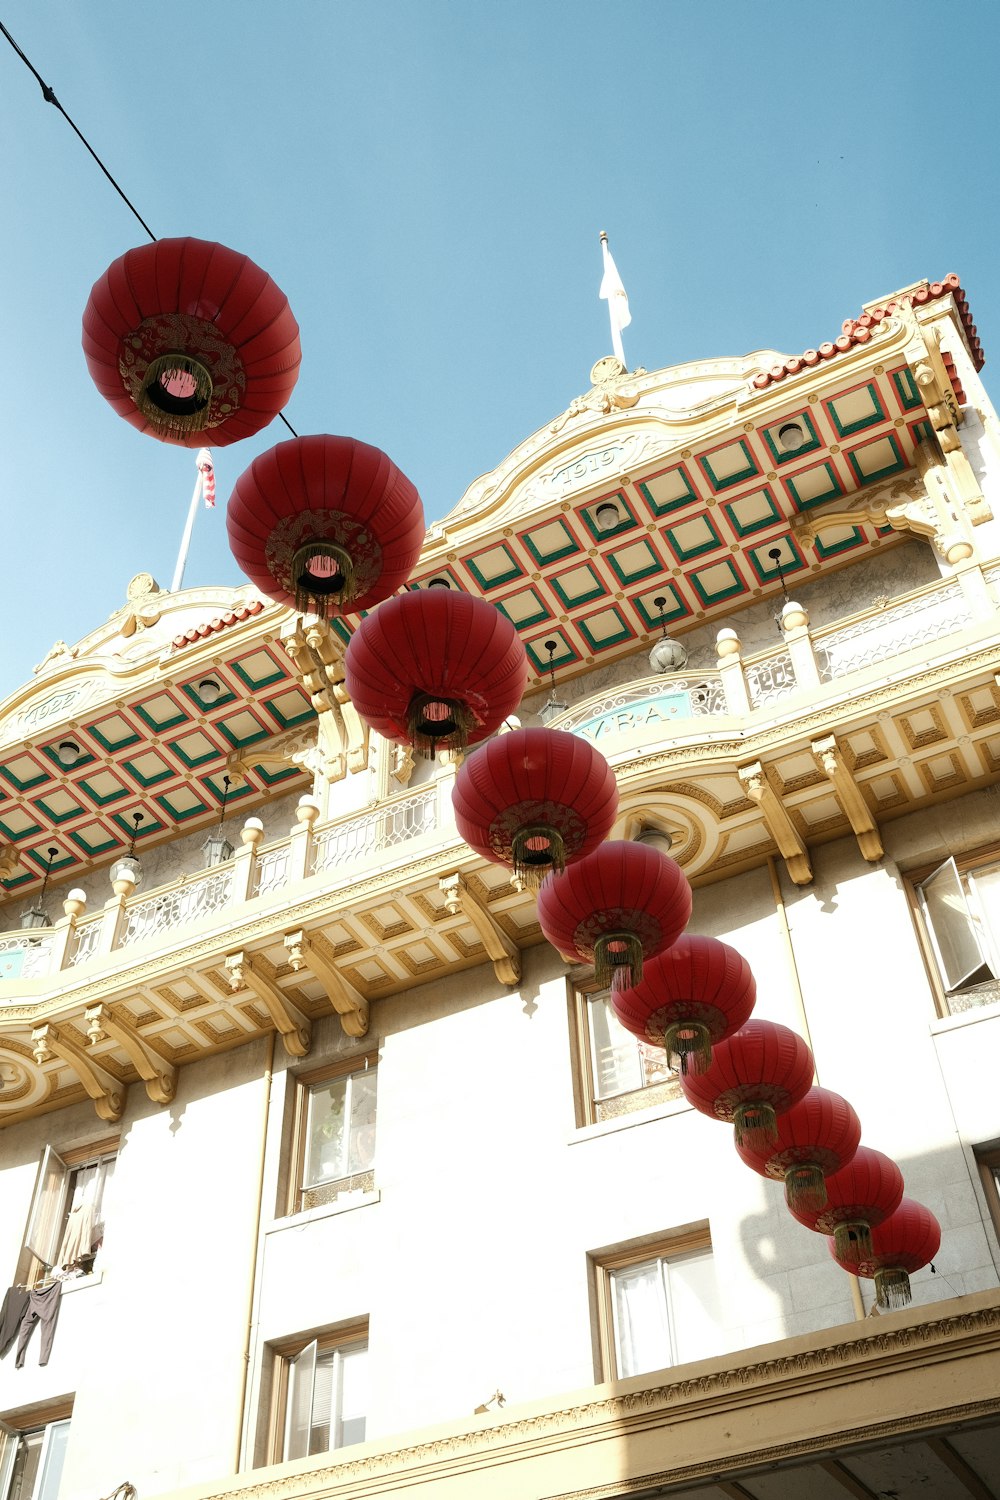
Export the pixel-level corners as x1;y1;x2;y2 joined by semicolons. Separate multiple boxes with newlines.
679;1019;814;1151
829;1198;940;1308
227;435;424;617
536;841;692;990
82;237;301;446
789;1146;904;1265
735;1087;861;1211
452;728;618;888
612;935;756;1075
344;591;528;757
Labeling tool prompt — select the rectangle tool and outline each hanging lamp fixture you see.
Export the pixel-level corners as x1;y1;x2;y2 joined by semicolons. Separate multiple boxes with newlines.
538;640;569;727
110;811;145;889
20;846;59;930
202;775;235;868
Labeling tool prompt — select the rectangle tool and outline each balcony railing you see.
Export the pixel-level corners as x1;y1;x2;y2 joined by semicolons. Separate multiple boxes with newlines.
0;563;995;986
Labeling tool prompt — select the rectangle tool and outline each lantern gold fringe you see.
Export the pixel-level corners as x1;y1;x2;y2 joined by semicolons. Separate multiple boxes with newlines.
733;1101;778;1152
594;932;643;991
874;1267;912;1309
292;543;356;618
137;353;213;436
665;1021;712;1075
783;1164;827;1213
407;694;474;760
833;1220;873;1265
511;826;566;889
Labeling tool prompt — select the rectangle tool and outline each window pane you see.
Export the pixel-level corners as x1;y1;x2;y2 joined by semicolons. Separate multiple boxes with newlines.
967;865;1000;972
304;1079;348;1188
7;1432;43;1500
284;1339;317;1462
308;1353;333;1455
337;1345;368;1448
918;859;992;991
588;996;643;1098
35;1422;70;1500
611;1260;671;1378
666;1250;726;1365
347;1072;377;1175
24;1147;69;1267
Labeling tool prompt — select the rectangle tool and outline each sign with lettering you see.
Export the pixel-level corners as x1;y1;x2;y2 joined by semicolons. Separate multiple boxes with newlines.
573;690;694;743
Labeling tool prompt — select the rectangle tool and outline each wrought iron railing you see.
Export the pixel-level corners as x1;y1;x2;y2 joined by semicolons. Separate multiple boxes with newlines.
120;866;235;949
252;844;291;899
311;788;439;876
744;650;797;708
814;581;972;682
68;916;103;967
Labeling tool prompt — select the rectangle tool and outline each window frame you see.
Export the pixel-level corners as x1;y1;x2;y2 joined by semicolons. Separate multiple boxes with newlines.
591;1227;716;1383
265;1321;369;1465
975;1145;1000;1247
569;975;681;1129
906;846;1000;1017
286;1052;378;1217
18;1135;119;1286
0;1403;73;1500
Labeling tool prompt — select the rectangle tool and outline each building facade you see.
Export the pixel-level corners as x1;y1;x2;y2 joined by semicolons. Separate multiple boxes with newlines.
2;276;1000;1500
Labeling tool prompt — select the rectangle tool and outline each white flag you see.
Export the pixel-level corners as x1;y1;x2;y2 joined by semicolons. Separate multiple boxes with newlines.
600;239;631;332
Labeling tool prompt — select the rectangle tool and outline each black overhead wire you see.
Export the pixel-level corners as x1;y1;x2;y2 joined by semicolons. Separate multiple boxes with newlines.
0;18;299;439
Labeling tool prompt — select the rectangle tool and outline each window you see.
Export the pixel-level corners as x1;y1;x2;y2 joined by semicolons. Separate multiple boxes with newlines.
574;987;680;1126
593;1232;726;1381
290;1056;377;1213
975;1145;1000;1245
0;1413;71;1500
269;1327;368;1462
20;1138;118;1283
912;853;1000;1013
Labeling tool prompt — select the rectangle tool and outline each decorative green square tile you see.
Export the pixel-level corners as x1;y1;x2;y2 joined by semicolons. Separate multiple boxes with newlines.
521;519;581;568
607;537;666;586
846;433;905;486
0;753;50;793
122;750;175;789
88;713;141;753
155;787;211;823
761;411;821;465
889;366;922;412
638;463;699;517
464;541;525;589
747;538;806;584
722;486;782;538
633;583;689;631
167;729;222;770
783;461;844;511
697;439;760;493
689;558;748;606
230;649;286;693
577;492;637;543
78;770;130;807
262;687;316;731
664;513;724;563
32;789;87;825
495;586;553;629
814;525;865;559
134;690;193;733
550;564;606;611
824;381;886;437
577;605;635;654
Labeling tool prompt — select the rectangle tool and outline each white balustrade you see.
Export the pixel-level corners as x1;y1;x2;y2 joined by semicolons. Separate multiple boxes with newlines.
252;843;291;898
0;931;55;982
814;581;972;682
555;673;728;739
68;915;103;968
311;787;439;875
119;865;235;949
744;650;797;708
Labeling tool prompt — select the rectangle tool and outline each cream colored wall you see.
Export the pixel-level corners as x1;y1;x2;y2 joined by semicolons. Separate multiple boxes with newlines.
0;1040;271;1500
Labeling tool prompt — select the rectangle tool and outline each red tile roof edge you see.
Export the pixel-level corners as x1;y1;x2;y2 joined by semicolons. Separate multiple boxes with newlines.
171;598;265;649
751;274;984;391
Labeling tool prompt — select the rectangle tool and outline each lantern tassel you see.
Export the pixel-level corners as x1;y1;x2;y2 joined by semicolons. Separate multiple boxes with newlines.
292;543;356;619
833;1220;873;1266
136;352;214;436
783;1163;828;1213
874;1267;912;1309
511;826;566;890
733;1101;778;1151
664;1021;712;1075
407;694;475;760
594;931;644;991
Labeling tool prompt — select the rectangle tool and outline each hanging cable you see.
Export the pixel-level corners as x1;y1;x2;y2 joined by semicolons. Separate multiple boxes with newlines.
0;19;300;439
1;19;156;241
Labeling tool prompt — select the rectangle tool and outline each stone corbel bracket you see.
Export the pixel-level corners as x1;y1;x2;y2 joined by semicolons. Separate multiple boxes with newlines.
84;1002;177;1105
812;734;884;863
909;328;991;525
226;951;312;1057
439;872;521;986
284;930;369;1039
31;1021;125;1123
283;618;370;779
738;762;813;887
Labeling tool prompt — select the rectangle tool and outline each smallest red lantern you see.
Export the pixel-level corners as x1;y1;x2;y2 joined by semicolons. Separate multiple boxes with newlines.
612;935;756;1075
678;1019;814;1151
735;1087;861;1211
789;1146;904;1265
829;1198;940;1308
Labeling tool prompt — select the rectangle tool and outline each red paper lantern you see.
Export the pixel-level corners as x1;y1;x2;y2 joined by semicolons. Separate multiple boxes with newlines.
344;591;528;757
227;435;424;617
735;1087;861;1211
678;1019;813;1151
612;935;756;1075
451;728;618;888
82;237;300;446
789;1146;904;1265
535;841;692;990
829;1198;940;1308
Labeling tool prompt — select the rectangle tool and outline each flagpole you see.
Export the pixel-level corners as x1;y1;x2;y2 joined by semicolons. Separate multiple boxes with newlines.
171;466;204;593
600;231;627;367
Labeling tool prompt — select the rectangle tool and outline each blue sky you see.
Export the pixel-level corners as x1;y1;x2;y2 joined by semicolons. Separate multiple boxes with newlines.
1;1;999;698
